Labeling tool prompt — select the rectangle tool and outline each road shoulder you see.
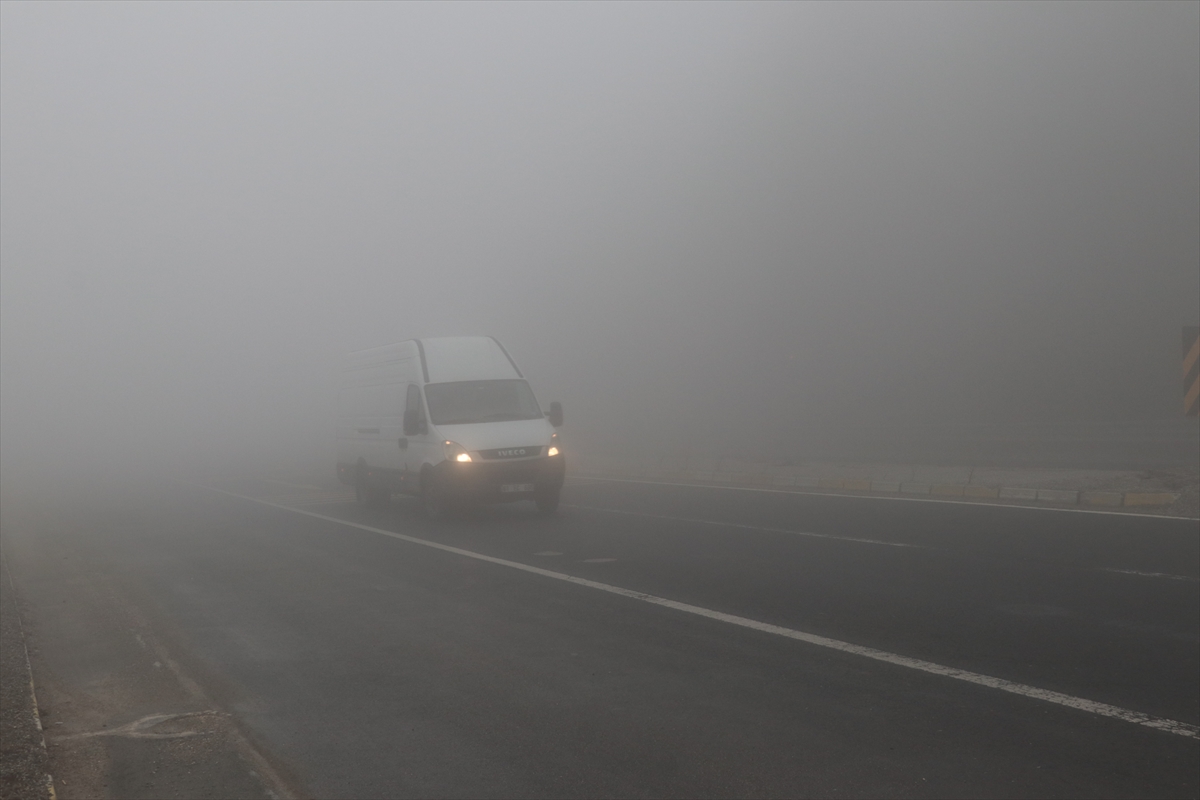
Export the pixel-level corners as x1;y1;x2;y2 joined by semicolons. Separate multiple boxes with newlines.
1;498;297;800
1;548;54;800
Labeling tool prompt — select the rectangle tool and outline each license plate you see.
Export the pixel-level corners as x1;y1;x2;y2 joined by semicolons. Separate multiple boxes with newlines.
500;483;535;493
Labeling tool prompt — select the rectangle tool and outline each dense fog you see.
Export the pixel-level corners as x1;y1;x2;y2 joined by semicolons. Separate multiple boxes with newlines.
2;2;1197;485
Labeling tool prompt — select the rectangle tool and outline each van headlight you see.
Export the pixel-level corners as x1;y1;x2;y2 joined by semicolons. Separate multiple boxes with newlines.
444;441;473;462
547;446;560;457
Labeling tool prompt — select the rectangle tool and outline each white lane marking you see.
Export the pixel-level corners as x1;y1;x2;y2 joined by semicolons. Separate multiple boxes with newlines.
259;478;327;492
582;558;617;563
1100;568;1199;582
533;551;564;556
263;491;356;503
196;484;1200;740
567;476;1200;521
568;504;1198;582
564;504;927;549
567;495;1198;583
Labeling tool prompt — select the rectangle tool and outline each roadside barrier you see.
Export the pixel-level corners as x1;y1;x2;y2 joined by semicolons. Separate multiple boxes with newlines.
569;455;1184;509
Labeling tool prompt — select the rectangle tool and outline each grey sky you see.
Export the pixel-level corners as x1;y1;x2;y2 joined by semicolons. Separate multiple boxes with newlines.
2;1;1197;475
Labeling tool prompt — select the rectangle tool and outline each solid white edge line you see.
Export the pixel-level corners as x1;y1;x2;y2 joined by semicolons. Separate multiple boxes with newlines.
194;484;1200;740
567;475;1200;521
259;478;327;492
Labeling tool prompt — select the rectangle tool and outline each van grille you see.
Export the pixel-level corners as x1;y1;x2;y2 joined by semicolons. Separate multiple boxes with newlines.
477;446;542;460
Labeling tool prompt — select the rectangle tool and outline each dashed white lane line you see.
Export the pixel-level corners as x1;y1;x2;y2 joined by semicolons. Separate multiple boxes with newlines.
197;484;1199;740
567;475;1200;521
566;504;1198;582
563;504;927;549
1100;568;1199;582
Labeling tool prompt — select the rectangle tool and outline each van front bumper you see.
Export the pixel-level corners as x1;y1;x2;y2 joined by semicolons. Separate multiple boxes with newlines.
436;455;565;502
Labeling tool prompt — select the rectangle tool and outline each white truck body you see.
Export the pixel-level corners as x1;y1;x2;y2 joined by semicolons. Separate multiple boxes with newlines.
335;336;564;513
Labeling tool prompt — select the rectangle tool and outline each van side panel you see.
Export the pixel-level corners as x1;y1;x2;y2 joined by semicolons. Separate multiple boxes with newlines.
336;340;422;487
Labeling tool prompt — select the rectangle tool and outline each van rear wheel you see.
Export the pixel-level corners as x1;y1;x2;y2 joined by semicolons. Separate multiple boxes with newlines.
356;470;389;508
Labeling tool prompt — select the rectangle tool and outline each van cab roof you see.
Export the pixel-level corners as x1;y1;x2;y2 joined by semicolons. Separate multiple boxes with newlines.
347;336;522;384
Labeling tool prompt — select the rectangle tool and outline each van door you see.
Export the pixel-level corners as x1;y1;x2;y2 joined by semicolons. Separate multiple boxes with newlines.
402;383;437;490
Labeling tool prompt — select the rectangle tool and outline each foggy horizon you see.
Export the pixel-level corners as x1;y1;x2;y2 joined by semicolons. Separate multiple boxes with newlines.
3;1;1198;481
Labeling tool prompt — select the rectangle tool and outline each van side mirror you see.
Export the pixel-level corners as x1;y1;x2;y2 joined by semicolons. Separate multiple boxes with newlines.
547;401;563;428
403;408;423;436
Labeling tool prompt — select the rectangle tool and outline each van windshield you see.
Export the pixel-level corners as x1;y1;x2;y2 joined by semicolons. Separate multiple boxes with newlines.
424;380;543;425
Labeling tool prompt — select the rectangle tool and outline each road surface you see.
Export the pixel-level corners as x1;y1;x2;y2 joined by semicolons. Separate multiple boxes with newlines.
3;474;1197;798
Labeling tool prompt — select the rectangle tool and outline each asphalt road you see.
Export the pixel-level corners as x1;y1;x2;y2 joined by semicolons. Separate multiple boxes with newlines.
4;475;1198;798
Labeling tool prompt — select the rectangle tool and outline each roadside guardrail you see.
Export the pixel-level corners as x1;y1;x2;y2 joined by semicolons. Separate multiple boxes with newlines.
569;455;1190;511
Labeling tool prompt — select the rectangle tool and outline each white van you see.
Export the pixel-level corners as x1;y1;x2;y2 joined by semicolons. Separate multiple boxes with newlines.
335;336;565;516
